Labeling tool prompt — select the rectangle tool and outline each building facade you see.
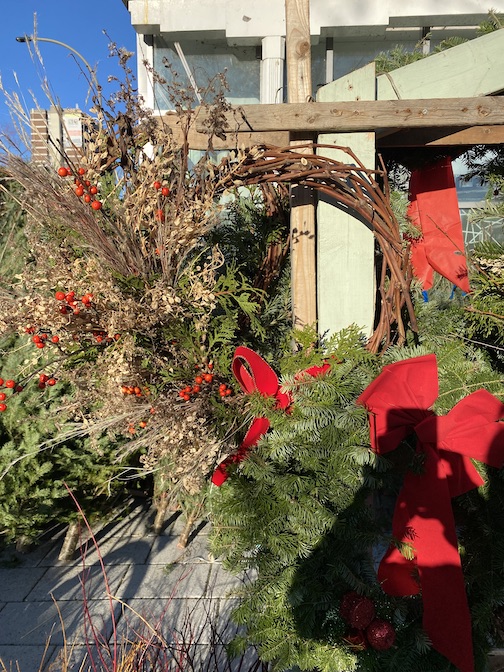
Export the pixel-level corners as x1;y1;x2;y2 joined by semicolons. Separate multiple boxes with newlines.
123;1;504;109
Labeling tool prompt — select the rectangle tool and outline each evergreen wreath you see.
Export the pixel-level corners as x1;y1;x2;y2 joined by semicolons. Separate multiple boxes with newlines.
209;322;504;672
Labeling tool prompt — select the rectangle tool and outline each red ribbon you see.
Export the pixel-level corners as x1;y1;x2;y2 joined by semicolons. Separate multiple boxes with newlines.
407;157;470;294
357;354;504;672
212;346;330;486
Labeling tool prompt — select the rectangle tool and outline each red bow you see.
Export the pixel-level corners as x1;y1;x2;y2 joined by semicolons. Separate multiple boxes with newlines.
357;354;504;672
212;346;330;486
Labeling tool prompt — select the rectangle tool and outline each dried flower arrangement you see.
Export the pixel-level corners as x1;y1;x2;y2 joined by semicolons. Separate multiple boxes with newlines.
0;37;412;554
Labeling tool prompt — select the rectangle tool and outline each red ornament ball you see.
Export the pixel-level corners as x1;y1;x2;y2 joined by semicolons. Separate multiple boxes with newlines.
340;591;376;629
348;596;376;630
340;591;361;621
366;619;396;651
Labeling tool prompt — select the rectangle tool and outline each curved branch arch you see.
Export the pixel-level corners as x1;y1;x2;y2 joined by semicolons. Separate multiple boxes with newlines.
216;143;417;353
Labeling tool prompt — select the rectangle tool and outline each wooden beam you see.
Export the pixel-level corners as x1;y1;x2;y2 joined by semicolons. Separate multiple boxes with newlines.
160;113;289;150
195;96;504;134
285;0;317;331
377;125;504;148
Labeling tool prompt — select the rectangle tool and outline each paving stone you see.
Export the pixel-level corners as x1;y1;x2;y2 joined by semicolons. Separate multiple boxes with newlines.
0;567;48;601
207;565;250;598
0;644;57;671
0;599;122;646
116;562;211;600
75;535;154;567
149;532;213;565
24;563;129;602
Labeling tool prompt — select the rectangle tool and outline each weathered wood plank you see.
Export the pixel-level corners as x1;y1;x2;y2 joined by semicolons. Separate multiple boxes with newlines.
160;114;289;150
286;0;317;330
317;63;375;340
195;96;504;133
377;29;504;100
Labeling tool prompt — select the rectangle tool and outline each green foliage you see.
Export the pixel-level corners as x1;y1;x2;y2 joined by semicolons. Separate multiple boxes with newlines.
210;322;504;671
0;336;127;543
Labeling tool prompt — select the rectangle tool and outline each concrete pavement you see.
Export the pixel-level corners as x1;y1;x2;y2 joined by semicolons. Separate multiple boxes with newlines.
0;500;257;671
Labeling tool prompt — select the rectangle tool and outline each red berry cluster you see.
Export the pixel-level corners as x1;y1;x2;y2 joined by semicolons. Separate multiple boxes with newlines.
38;373;58;390
128;418;150;434
57;166;102;211
153;180;170;197
153;180;170;222
0;378;24;411
55;290;93;316
121;384;150;398
25;327;60;350
340;591;396;651
178;363;233;402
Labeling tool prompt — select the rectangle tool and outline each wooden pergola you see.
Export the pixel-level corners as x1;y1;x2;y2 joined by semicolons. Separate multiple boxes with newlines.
161;0;504;342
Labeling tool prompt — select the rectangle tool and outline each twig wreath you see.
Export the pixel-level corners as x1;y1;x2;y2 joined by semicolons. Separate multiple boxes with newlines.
215;143;416;353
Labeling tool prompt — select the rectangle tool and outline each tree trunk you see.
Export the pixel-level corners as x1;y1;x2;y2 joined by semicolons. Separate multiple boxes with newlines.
58;521;81;562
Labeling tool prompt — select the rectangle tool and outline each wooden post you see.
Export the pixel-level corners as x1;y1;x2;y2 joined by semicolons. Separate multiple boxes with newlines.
317;64;376;339
285;0;317;330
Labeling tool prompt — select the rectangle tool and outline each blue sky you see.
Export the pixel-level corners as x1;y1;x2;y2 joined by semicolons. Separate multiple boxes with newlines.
0;0;136;130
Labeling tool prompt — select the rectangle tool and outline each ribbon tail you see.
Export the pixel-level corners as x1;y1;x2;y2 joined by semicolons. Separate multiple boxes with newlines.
211;416;270;486
408;446;474;672
379;444;474;672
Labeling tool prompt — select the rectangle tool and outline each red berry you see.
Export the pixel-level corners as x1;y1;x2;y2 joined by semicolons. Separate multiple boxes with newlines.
155;209;165;222
0;393;6;401
219;383;226;391
95;335;103;343
0;403;7;412
15;385;23;393
89;185;98;195
57;167;68;177
192;385;201;394
51;335;60;344
203;373;213;383
0;378;4;386
38;382;46;390
66;291;75;300
225;388;232;396
40;333;48;340
60;305;69;314
5;380;15;389
207;362;214;370
47;378;57;386
77;167;86;176
84;194;91;203
153;180;162;190
36;342;45;349
91;200;102;210
75;186;84;197
161;186;170;197
32;335;41;343
194;376;203;385
139;421;147;428
39;374;48;383
178;390;186;398
114;333;121;341
182;394;190;401
55;291;66;301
